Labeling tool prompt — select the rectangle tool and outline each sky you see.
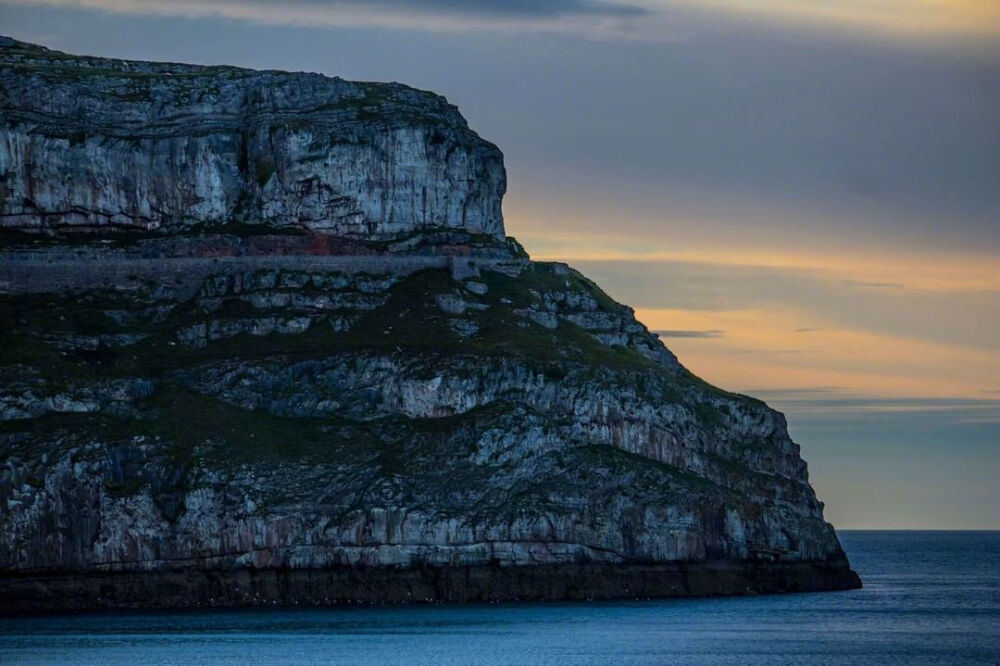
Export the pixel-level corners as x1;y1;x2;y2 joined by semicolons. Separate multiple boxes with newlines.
1;0;997;529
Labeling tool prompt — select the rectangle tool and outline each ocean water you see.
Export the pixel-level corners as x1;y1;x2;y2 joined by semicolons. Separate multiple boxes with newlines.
1;531;997;665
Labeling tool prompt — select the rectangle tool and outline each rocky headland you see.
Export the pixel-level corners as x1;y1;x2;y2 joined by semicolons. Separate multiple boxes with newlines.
0;36;859;613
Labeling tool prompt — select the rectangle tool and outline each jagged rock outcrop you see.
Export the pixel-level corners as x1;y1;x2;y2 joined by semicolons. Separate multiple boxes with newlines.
0;37;859;613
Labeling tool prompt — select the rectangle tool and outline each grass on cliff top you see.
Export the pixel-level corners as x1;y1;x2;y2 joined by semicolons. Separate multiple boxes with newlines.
0;38;253;82
4;43;457;129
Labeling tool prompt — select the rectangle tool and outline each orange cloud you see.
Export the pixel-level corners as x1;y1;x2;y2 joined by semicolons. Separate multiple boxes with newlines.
634;307;1000;400
516;228;1000;292
653;0;1000;39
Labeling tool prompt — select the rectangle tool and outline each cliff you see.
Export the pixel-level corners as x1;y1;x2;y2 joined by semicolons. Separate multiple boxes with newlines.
0;36;504;239
0;37;859;613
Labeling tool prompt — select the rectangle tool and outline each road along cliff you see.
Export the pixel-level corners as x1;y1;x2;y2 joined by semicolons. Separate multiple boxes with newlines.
0;37;860;613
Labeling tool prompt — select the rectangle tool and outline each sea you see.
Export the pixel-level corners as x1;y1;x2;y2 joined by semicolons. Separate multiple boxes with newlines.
1;531;997;665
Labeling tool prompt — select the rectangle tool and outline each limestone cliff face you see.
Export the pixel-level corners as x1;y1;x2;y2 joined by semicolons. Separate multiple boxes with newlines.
0;38;858;612
0;37;504;238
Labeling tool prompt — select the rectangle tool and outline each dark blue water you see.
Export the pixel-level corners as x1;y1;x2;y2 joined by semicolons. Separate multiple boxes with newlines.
1;531;998;665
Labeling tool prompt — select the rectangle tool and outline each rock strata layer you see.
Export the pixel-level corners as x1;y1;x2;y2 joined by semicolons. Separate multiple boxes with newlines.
0;37;859;613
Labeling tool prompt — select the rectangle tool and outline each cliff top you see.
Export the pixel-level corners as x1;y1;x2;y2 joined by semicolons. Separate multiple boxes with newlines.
0;36;470;131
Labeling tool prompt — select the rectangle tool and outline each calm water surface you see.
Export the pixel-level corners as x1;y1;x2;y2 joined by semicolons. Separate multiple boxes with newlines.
1;531;998;665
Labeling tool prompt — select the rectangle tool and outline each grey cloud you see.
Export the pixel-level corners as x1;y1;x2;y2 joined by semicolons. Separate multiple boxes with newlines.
46;0;649;19
745;387;845;399
0;0;655;45
843;280;905;289
318;0;649;17
747;391;1000;427
652;329;723;338
720;348;817;355
754;394;1000;415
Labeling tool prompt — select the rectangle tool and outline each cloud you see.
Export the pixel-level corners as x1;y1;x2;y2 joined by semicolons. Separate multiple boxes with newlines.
652;329;724;338
0;0;652;37
558;257;999;352
198;0;649;18
843;279;905;290
753;392;1000;414
662;0;1000;40
741;388;1000;425
720;348;818;355
746;386;844;398
9;0;999;40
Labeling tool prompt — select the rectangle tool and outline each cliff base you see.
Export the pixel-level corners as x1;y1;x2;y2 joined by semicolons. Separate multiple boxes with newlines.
1;561;860;614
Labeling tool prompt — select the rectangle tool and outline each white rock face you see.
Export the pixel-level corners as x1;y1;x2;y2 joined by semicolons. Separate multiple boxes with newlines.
0;37;505;239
